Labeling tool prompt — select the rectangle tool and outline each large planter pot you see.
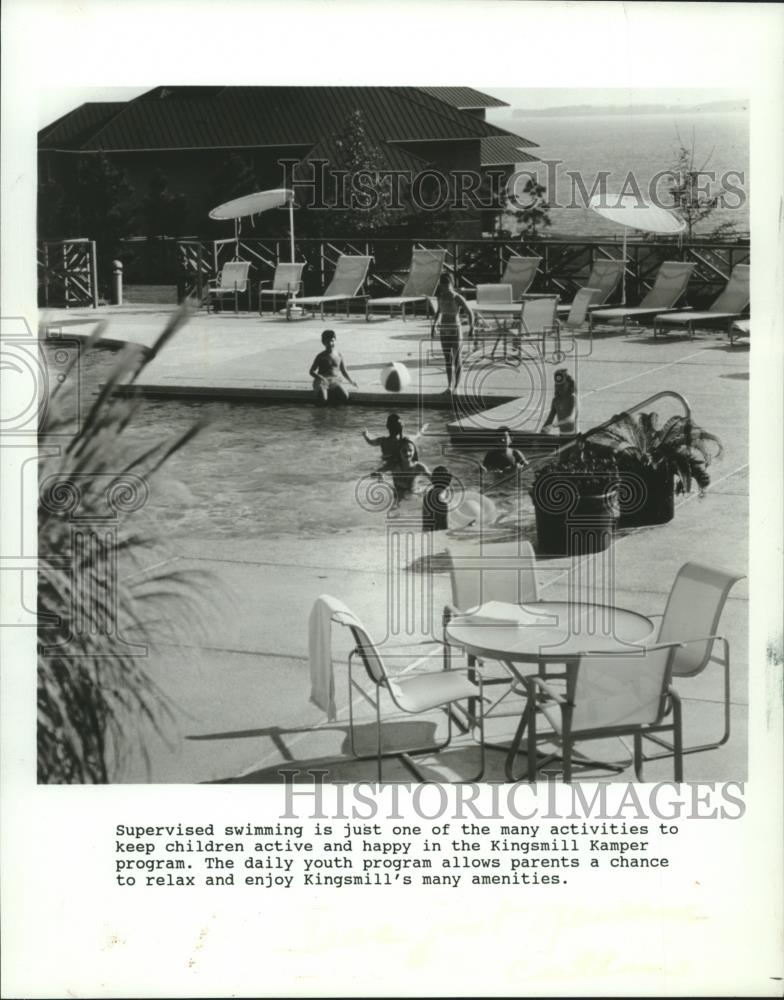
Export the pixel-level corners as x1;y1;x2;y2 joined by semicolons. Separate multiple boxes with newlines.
617;464;675;528
532;476;619;556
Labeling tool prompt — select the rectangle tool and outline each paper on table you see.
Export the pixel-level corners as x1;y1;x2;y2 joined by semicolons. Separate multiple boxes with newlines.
459;600;556;627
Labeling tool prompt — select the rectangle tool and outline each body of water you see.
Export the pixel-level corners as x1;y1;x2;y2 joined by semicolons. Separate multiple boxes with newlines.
494;111;749;238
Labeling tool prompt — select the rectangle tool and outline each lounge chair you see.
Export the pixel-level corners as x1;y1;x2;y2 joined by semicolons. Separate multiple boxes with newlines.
501;256;541;299
653;264;750;340
589;261;695;334
556;259;625;316
286;254;372;320
203;261;251;313
461;256;540;303
258;262;305;315
365;249;445;321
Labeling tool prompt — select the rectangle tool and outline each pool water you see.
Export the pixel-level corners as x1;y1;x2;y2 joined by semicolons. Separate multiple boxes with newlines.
45;345;539;541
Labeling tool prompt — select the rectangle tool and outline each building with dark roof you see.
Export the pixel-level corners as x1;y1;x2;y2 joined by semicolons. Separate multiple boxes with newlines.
38;86;538;239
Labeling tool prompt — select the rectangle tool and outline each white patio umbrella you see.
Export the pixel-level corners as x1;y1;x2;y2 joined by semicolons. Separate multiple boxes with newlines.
589;192;686;304
209;188;296;261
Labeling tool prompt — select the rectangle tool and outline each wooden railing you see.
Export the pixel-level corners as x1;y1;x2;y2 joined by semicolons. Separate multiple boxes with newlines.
174;235;750;310
37;239;99;308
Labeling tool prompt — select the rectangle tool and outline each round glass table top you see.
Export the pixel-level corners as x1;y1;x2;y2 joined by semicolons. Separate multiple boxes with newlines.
445;600;655;663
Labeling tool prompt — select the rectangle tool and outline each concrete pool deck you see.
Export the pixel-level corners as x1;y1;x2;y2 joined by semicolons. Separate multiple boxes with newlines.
41;303;749;783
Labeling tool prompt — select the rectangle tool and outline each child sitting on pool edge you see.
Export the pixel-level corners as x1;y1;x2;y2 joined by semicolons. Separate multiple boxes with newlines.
308;329;357;405
542;368;577;434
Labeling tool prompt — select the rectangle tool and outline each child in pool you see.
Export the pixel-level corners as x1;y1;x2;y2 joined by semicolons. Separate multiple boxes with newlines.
362;414;429;474
308;329;357;404
542;368;577;434
482;426;529;474
390;437;430;508
431;272;474;393
422;465;453;533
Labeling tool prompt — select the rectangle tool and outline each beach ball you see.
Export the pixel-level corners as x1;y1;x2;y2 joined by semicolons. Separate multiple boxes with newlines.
380;362;411;392
450;491;497;528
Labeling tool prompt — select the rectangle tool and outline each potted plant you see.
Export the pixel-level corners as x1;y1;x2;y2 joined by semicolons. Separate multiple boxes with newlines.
530;440;620;556
587;412;723;527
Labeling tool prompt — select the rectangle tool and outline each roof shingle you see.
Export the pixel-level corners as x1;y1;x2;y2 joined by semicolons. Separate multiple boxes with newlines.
39;86;536;155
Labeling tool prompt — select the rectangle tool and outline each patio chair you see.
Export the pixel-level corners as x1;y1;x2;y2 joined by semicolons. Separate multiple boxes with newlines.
476;283;513;305
550;287;600;360
589;261;696;335
492;295;558;361
506;642;685;782
653;264;750;340
444;541;539;728
640;561;745;764
203;261;252;313
556;259;625;316
365;249;445;321
258;262;305;316
286;254;372;320
329;597;485;782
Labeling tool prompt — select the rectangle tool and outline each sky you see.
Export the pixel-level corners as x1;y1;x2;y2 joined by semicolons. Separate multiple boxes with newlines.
37;85;749;131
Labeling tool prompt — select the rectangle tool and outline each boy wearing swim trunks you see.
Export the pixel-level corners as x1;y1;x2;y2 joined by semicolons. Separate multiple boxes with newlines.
308;329;357;404
482;426;529;473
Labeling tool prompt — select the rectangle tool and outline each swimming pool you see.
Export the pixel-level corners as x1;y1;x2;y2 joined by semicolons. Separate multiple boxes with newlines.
45;345;540;541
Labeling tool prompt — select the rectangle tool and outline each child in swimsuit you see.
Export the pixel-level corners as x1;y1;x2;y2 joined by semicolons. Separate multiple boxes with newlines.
390;437;430;508
482;426;529;473
308;329;357;404
431;272;474;393
362;414;428;474
542;368;577;434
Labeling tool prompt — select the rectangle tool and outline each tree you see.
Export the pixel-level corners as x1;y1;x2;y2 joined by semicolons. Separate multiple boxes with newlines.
74;153;135;244
499;177;552;239
70;153;136;294
207;152;258;210
140;169;188;237
38;175;79;239
299;110;397;238
667;144;737;241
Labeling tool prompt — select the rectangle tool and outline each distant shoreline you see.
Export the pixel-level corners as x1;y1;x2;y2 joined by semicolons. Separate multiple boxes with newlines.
506;103;748;120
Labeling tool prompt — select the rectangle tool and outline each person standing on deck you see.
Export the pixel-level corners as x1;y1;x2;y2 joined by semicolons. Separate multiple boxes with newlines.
431;272;474;394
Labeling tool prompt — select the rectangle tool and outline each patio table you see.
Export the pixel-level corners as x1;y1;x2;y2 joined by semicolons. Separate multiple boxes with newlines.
467;301;554;360
445;599;656;778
